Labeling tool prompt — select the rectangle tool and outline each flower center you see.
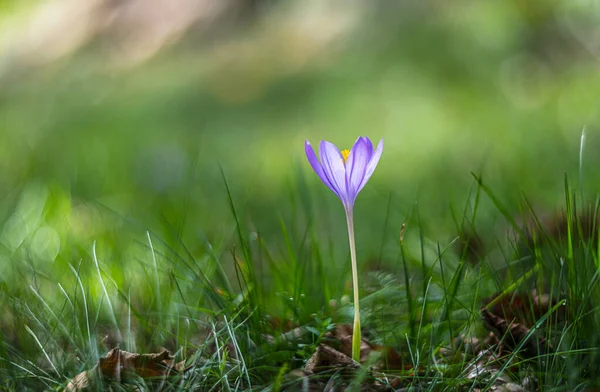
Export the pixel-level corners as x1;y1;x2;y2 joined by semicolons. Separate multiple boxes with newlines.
341;149;350;164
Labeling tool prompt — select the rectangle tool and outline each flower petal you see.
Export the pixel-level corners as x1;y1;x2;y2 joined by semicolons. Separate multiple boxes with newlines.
356;138;383;193
305;140;341;198
319;140;348;204
345;137;372;204
359;136;374;154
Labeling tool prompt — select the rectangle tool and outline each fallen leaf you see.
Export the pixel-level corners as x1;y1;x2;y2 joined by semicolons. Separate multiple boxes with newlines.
65;348;190;391
325;324;415;372
326;324;371;362
485;291;565;329
304;344;359;376
480;307;552;359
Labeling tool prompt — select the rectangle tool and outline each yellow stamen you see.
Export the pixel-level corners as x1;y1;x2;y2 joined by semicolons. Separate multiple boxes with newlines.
341;149;350;163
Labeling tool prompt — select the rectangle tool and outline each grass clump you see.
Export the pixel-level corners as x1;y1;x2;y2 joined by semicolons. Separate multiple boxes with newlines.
1;170;600;391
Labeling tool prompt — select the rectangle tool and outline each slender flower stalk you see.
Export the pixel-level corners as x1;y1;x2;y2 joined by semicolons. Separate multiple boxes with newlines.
345;208;361;361
305;136;384;362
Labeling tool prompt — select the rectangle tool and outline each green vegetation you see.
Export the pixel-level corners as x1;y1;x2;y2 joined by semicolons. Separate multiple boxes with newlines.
2;1;600;390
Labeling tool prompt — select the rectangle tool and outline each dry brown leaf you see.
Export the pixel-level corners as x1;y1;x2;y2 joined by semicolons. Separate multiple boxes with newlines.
65;347;190;391
304;344;359;376
302;345;396;392
464;347;531;391
481;307;552;359
324;323;416;372
465;350;513;384
370;345;412;371
485;291;565;329
326;324;371;362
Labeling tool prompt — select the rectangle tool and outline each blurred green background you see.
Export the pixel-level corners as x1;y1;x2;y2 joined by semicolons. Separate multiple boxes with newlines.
1;0;600;288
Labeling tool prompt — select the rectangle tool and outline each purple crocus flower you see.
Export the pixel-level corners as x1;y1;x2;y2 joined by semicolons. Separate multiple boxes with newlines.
305;136;383;362
305;137;384;212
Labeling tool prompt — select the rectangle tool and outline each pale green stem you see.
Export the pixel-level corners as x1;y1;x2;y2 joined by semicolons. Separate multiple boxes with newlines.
345;207;361;362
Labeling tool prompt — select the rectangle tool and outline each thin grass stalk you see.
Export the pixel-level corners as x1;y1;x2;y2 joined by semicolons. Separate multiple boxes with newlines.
580;126;586;203
399;223;416;340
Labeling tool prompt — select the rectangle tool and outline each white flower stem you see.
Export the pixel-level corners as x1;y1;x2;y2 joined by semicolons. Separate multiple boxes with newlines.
345;207;361;362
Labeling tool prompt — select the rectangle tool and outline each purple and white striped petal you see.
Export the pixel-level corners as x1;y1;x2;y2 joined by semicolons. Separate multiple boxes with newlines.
359;137;374;155
357;138;384;193
305;140;342;199
345;137;372;204
319;140;348;204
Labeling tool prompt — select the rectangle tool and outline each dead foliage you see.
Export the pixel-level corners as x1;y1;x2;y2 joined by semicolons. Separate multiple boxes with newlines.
518;205;600;251
291;324;426;391
304;344;360;376
464;349;526;391
65;348;190;391
481;307;552;359
485;291;565;329
324;324;417;372
297;344;412;392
